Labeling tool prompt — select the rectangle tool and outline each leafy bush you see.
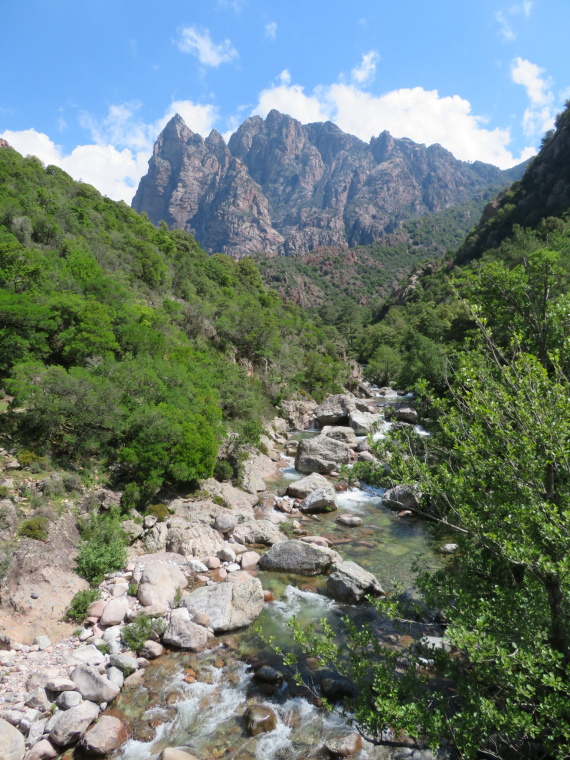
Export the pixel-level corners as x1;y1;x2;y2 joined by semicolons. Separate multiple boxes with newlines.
17;449;47;470
0;486;10;498
63;588;101;623
213;459;233;482
145;503;169;522
75;511;128;585
62;472;83;493
122;613;166;652
42;478;65;498
18;516;49;541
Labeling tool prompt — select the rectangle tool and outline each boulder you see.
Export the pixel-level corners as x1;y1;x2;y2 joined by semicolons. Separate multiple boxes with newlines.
295;436;351;475
314;395;356;426
139;639;164;659
120;519;144;542
71;665;120;704
217;546;236;563
66;645;104;667
137;564;188;608
336;514;362;527
160;750;200;760
326;561;385;604
244;705;277;736
50;700;100;747
287;472;330;499
231;520;286;546
0;717;25;760
214;513;238;533
281;399;318;430
109;653;139;674
25;738;58;760
300;486;337;514
167;519;226;558
300;535;331;547
259;540;341;576
162;608;209;650
395;407;418;424
56;691;82;710
240;551;260;568
106;667;124;690
320;426;358;447
348;410;378;435
99;596;129;626
79;715;128;755
46;677;76;692
182;577;264;632
143;522;169;553
382;485;419;511
325;733;363;757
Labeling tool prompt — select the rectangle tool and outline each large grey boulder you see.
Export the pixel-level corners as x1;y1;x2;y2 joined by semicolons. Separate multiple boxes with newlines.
395;407;418;424
0;717;25;760
66;645;105;667
259;540;341;576
167;519;226;557
300;486;337;513
348;410;379;435
314;394;356;426
71;665;120;704
99;596;129;626
50;700;100;747
320;426;358;447
137;564;188;608
382;484;420;511
144;522;169;553
231;520;286;546
162;608;209;650
78;715;128;755
326;561;385;604
182;577;264;632
287;472;330;499
295;436;351;474
25;738;58;760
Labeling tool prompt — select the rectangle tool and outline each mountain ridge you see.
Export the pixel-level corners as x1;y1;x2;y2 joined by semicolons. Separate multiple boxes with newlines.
132;110;528;259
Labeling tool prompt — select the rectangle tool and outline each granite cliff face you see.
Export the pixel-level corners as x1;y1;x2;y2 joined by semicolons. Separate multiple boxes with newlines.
132;110;526;258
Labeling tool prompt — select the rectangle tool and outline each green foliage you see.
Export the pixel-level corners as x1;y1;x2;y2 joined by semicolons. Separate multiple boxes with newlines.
145;503;169;522
213;459;234;482
0;486;9;498
0;146;347;498
75;511;128;585
122;613;166;653
18;515;49;541
363;345;403;386
63;588;101;623
297;351;347;402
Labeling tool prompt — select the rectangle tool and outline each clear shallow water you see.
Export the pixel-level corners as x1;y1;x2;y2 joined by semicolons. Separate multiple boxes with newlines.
114;418;439;760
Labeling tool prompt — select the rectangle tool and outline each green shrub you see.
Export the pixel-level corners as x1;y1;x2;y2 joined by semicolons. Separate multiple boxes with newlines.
75;511;128;585
96;641;109;654
62;472;83;493
128;582;138;597
213;459;233;482
18;516;49;541
42;478;65;498
17;450;47;470
122;613;166;653
63;588;101;623
145;503;169;523
258;442;269;456
212;495;227;507
0;486;10;498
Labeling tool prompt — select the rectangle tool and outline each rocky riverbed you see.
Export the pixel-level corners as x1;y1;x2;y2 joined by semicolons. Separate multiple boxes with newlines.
0;389;449;760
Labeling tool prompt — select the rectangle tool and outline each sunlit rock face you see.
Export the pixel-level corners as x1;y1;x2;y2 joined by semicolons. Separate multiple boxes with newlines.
133;110;522;258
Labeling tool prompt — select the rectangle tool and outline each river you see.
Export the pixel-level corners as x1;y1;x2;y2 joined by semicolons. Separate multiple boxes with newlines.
109;398;441;760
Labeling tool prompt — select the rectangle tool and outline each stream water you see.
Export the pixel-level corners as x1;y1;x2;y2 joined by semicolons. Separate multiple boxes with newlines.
111;399;440;760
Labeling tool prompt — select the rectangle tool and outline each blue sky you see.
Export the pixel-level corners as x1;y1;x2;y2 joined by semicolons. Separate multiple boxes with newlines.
1;0;568;201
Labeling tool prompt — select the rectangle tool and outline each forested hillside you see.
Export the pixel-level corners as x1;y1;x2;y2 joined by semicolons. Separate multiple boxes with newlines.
0;145;347;507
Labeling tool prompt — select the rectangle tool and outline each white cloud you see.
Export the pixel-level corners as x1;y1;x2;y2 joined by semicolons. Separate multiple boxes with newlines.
511;57;556;138
511;57;551;105
264;21;277;40
351;51;380;85
0;100;220;203
522;1;533;19
175;26;238;67
495;10;516;41
251;74;534;168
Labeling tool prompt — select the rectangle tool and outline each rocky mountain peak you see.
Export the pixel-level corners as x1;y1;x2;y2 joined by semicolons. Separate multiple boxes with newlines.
132;111;528;258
